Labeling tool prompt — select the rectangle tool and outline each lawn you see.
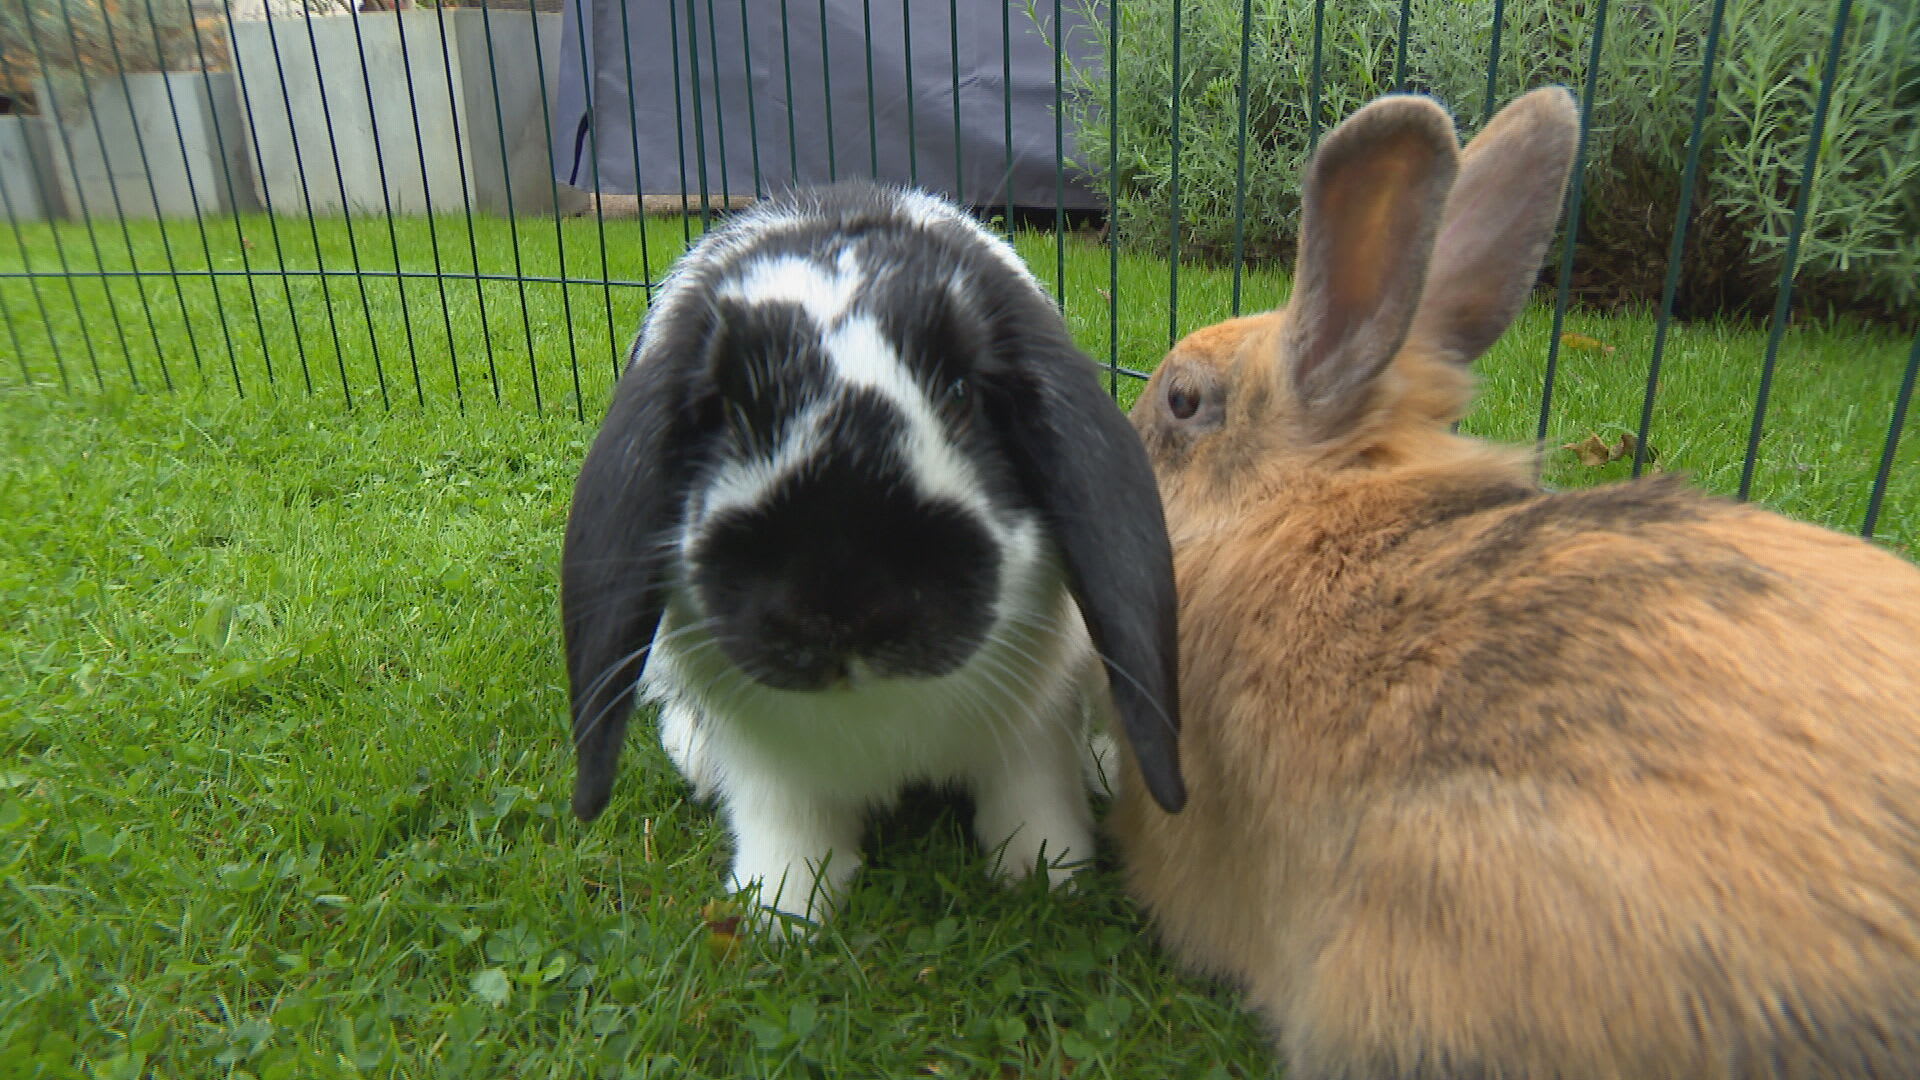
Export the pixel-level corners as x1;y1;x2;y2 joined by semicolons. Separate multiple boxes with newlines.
1;210;1915;1078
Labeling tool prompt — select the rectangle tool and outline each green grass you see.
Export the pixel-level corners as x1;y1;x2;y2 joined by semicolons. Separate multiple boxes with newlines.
1;211;1916;1078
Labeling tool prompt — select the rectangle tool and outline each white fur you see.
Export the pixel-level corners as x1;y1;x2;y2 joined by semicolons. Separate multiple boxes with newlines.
691;402;829;528
820;314;999;527
718;248;865;328
892;187;1047;297
646;538;1100;928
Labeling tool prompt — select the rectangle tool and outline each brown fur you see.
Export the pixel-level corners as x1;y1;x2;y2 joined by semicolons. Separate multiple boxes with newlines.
1113;88;1920;1080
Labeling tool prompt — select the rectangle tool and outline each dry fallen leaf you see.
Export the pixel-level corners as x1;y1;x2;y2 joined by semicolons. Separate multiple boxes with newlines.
702;899;743;959
1560;331;1616;354
1561;432;1646;468
1563;433;1615;467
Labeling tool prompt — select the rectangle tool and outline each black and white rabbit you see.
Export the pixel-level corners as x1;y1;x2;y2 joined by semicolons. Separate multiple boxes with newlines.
562;182;1184;930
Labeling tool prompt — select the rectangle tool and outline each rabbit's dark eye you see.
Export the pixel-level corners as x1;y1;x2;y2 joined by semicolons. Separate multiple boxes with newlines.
945;377;970;403
1167;381;1201;420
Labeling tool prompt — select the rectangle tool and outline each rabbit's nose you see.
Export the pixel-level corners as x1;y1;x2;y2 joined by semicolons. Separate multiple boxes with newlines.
758;642;850;692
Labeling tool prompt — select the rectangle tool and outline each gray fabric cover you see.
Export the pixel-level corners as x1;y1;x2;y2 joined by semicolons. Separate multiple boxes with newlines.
551;0;1108;210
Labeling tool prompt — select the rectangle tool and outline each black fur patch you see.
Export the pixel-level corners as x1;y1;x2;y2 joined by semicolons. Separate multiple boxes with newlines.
705;296;831;457
1407;479;1541;531
1362;479;1542;561
1341;477;1778;781
690;391;1001;690
1449;474;1707;579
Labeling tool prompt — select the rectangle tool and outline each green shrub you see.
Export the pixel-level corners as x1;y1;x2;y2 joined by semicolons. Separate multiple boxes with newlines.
1060;0;1920;322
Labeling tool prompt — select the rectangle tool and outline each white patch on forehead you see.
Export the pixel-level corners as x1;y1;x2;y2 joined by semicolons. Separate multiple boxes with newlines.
689;402;829;537
823;314;991;517
893;188;1047;299
718;249;864;329
634;202;818;361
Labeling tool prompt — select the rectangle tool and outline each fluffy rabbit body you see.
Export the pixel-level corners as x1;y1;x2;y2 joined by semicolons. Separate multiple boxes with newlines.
1114;88;1920;1078
563;182;1183;928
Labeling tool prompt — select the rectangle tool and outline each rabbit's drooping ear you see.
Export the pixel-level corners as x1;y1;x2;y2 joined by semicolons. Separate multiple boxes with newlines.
986;330;1186;813
562;344;707;822
1407;86;1580;363
1283;95;1460;442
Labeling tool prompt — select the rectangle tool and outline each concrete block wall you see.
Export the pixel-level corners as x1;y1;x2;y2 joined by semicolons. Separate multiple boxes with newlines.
229;9;584;217
30;71;257;220
0;116;63;221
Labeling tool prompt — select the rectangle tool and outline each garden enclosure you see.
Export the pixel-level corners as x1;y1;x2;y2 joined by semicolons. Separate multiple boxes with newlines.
0;0;1915;536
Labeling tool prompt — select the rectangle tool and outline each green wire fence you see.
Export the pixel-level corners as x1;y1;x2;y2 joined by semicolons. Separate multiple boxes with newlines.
0;0;1914;541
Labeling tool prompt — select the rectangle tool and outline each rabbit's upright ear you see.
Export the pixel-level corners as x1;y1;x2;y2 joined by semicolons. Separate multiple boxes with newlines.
1407;86;1581;364
1282;95;1460;442
562;344;706;823
985;323;1186;813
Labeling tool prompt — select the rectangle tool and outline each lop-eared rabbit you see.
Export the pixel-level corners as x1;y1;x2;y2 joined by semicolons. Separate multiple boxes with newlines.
562;182;1183;932
1114;87;1920;1079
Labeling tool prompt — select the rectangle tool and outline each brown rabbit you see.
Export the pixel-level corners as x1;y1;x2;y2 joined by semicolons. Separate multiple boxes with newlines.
1111;86;1920;1080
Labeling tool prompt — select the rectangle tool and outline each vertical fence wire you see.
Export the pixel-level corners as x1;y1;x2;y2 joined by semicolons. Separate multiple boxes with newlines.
265;7;354;406
782;0;802;183
744;0;772;196
186;0;281;396
818;0;838;185
666;0;695;234
1305;0;1325;151
394;7;467;411
1107;0;1119;395
702;0;733;202
901;0;916;187
475;1;545;412
861;0;877;179
300;3;393;409
1392;0;1411;91
1862;331;1920;539
619;0;659;306
1052;0;1065;306
684;0;714;227
1738;0;1855;502
1228;0;1252;316
433;3;502;406
1481;0;1506;126
1534;0;1609;452
567;0;621;379
346;9;426;407
1858;332;1920;538
948;0;961;199
1633;0;1727;477
525;0;588;420
227;2;322;399
1000;0;1013;232
1166;0;1181;349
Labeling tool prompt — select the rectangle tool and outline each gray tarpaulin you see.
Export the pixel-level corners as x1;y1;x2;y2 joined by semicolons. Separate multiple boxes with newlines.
551;0;1108;210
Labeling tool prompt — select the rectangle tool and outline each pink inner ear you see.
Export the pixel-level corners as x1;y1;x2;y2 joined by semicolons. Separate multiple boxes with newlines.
1283;105;1460;439
1325;154;1424;318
